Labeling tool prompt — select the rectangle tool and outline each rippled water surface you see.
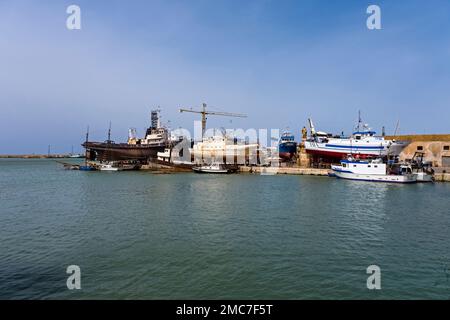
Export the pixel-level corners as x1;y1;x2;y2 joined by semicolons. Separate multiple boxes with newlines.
0;159;449;299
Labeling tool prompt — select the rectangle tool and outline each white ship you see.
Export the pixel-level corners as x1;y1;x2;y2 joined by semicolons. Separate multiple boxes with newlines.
331;157;417;183
305;115;408;159
191;134;259;165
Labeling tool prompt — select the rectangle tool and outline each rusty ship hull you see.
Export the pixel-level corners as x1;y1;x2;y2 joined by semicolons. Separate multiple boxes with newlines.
83;141;166;162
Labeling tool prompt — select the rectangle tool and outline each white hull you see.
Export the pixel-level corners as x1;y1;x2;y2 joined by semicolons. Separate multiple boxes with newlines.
305;139;408;158
100;166;120;171
333;170;417;183
414;172;434;182
192;167;230;173
98;163;137;171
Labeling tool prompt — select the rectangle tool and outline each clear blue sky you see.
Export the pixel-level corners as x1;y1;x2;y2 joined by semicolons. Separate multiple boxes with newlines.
1;0;449;154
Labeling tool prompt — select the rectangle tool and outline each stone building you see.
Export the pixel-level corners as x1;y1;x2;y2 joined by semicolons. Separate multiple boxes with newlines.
385;134;450;168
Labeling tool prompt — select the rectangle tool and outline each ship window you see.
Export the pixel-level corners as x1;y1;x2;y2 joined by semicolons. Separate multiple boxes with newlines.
374;165;378;168
417;146;423;151
444;146;449;151
368;165;371;168
353;165;356;167
342;163;347;168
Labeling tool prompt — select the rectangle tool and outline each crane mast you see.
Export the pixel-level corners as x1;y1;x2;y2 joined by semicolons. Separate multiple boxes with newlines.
179;103;247;138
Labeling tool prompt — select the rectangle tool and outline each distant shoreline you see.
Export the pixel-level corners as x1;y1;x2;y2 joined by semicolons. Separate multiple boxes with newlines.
0;154;82;159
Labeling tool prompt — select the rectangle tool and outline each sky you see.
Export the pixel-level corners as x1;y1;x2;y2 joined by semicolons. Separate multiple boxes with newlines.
1;0;450;154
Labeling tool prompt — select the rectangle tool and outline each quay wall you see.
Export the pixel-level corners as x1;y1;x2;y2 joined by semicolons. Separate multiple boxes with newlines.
434;173;450;182
239;165;450;182
239;166;329;176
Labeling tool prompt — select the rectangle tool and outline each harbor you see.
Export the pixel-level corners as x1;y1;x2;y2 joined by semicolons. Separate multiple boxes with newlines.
2;157;450;299
3;0;450;304
67;107;450;183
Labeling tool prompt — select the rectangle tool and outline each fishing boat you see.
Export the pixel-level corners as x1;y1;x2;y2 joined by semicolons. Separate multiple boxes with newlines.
69;146;84;158
331;156;417;183
305;114;408;159
409;152;434;182
98;161;140;171
278;130;297;161
99;163;120;171
192;163;236;174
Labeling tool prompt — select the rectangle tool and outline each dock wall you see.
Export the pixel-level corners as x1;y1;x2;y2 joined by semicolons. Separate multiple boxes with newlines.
239;166;328;176
434;173;450;182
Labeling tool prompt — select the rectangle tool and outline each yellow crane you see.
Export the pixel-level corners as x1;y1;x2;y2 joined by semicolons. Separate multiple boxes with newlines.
179;103;247;138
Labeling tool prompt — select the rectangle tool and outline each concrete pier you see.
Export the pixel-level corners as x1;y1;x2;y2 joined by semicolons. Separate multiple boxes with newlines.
433;172;450;182
239;166;329;176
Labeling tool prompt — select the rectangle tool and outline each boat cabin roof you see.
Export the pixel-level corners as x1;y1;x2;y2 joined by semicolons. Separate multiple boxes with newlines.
353;130;376;136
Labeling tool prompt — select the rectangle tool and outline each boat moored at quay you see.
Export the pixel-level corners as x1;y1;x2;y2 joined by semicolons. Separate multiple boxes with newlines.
71;106;448;182
331;157;417;183
192;162;237;174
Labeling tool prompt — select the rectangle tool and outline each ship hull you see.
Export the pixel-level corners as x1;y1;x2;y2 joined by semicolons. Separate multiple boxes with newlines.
83;142;166;161
305;140;408;159
279;142;297;160
332;169;417;183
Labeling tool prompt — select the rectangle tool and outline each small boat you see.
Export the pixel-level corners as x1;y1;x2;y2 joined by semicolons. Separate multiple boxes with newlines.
192;163;235;174
98;161;140;171
410;152;434;182
79;165;97;171
414;171;434;183
331;156;417;183
99;163;120;171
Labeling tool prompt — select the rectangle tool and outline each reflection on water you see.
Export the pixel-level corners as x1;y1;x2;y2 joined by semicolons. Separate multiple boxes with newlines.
0;159;449;299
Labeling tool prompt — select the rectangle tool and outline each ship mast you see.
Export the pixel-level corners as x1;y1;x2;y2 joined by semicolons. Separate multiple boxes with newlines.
107;121;112;143
84;126;89;166
356;110;362;132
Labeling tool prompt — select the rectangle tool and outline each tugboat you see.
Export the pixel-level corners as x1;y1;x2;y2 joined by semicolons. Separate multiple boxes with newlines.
331;156;417;183
278;130;297;161
83;110;170;162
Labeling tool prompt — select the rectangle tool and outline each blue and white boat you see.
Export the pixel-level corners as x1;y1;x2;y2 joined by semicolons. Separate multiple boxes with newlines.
305;116;408;159
331;157;417;183
278;131;297;161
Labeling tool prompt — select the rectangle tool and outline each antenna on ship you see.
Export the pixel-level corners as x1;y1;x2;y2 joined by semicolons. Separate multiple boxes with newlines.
393;120;400;137
179;102;247;139
356;110;362;132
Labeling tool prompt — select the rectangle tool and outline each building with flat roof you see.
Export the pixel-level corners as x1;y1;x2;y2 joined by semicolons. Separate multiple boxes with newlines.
385;134;450;168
